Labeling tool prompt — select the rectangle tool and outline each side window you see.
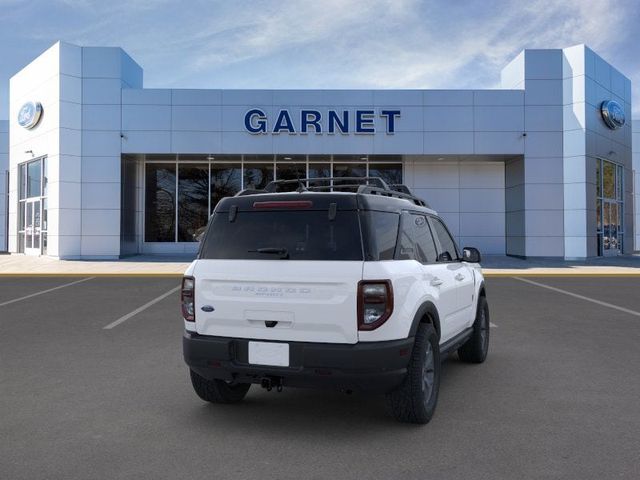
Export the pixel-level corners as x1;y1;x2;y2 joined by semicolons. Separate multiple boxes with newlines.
363;211;400;261
395;213;438;264
429;217;459;262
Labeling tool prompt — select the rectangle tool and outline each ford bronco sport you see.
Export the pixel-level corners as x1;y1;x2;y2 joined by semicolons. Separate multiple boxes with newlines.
182;177;489;424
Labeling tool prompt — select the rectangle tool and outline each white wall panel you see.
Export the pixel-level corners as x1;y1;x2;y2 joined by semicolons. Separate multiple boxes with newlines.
172;105;222;131
424;132;474;154
122;105;171;131
172;89;222;106
122;89;171;105
82;78;122;104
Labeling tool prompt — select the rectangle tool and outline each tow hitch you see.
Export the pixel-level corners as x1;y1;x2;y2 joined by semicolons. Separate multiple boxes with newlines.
260;376;284;392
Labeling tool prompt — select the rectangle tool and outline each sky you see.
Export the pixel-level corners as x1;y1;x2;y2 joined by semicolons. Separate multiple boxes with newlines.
0;0;639;120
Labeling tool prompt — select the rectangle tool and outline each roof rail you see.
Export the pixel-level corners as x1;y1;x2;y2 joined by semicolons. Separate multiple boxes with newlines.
235;188;268;196
248;176;429;208
356;185;429;207
264;176;391;192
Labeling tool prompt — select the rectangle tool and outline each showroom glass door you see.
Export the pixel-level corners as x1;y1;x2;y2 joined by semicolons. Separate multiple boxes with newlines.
602;200;620;256
24;199;41;255
596;159;623;256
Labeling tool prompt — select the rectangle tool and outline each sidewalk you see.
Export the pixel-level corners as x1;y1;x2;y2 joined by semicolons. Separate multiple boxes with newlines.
0;253;639;276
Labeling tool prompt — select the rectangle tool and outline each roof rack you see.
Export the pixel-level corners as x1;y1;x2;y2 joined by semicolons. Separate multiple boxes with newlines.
247;176;429;208
264;176;390;192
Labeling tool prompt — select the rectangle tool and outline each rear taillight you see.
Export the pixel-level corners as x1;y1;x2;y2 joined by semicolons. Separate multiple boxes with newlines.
357;280;393;330
181;276;195;322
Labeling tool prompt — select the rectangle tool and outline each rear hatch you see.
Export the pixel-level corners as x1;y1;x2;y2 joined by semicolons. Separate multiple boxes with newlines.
193;194;363;344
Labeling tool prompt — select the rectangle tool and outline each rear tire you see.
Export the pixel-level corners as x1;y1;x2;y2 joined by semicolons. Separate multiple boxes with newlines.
458;296;490;363
386;322;441;424
189;369;251;404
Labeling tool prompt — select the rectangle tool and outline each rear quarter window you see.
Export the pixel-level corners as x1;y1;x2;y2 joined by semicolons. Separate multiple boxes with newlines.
361;211;400;261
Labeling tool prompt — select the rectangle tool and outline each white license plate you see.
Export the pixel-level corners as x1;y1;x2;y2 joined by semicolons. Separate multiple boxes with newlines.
248;341;290;367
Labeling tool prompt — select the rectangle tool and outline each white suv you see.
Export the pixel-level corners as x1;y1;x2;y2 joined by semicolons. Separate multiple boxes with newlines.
182;178;490;424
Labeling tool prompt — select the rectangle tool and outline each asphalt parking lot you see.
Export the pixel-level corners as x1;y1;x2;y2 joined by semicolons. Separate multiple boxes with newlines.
1;275;640;479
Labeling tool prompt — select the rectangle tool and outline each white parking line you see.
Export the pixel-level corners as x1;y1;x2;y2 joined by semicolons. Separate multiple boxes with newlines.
0;277;95;307
103;285;181;329
513;277;640;318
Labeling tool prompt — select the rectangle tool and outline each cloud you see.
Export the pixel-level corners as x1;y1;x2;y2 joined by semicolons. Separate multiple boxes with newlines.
0;0;639;118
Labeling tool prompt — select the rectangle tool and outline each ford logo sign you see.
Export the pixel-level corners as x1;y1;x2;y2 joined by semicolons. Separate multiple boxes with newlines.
600;100;625;130
17;101;43;130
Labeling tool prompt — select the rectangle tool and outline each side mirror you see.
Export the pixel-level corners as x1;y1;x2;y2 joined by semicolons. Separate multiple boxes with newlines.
462;247;481;263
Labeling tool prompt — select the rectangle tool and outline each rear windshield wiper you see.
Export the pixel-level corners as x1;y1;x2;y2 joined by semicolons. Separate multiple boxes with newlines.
248;247;290;259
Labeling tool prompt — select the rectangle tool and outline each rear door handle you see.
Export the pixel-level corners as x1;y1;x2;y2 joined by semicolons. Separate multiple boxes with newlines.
455;273;465;281
430;277;443;287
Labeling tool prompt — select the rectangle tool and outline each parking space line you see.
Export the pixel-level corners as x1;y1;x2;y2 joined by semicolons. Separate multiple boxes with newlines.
513;277;640;318
103;285;181;329
0;277;95;307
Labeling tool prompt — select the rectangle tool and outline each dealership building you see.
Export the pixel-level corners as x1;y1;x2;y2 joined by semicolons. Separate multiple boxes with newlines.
0;41;638;259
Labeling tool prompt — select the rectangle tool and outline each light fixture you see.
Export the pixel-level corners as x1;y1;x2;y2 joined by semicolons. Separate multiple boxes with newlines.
207;155;215;161
283;156;292;160
24;150;34;157
360;156;368;161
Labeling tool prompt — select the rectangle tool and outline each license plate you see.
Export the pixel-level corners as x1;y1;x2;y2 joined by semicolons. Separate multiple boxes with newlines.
248;341;290;367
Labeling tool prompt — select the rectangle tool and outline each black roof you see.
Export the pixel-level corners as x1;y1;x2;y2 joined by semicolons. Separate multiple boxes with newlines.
214;191;437;216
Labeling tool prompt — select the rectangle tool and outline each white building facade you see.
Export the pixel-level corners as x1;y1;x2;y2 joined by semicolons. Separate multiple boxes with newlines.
4;41;637;259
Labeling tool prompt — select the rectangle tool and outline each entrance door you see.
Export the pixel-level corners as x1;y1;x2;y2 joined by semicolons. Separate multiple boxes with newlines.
602;200;620;256
24;199;41;256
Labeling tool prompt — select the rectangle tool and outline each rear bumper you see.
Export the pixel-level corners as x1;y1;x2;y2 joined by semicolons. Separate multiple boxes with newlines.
183;331;414;393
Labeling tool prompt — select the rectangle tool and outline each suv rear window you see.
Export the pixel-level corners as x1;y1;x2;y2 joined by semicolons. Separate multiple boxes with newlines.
199;210;363;261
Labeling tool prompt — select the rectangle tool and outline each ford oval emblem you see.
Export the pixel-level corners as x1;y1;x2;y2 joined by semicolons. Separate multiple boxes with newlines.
600;100;625;130
17;101;43;130
201;305;215;312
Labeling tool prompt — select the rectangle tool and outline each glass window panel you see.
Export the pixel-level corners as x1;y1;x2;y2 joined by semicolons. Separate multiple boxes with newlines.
42;157;48;197
362;211;400;261
333;155;368;162
243;154;274;162
178;164;209;242
243;163;273;190
18;232;24;253
275;154;306;162
596;199;602;232
430;217;459;261
596;159;601;198
42;198;48;232
308;163;330;178
333;163;366;190
211;163;242;213
617;202;623;233
42;232;47;255
34;200;41;228
275;163;307;191
413;216;438;263
200;210;363;261
603;202;610;250
368;163;403;185
333;163;366;178
19;163;26;200
27;160;41;198
603;161;615;199
145;163;176;242
18;202;25;231
308;155;330;162
617;165;623;200
610;203;618;250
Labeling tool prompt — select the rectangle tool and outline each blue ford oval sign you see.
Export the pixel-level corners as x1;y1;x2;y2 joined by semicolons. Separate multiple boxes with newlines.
600;100;625;130
17;101;43;129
